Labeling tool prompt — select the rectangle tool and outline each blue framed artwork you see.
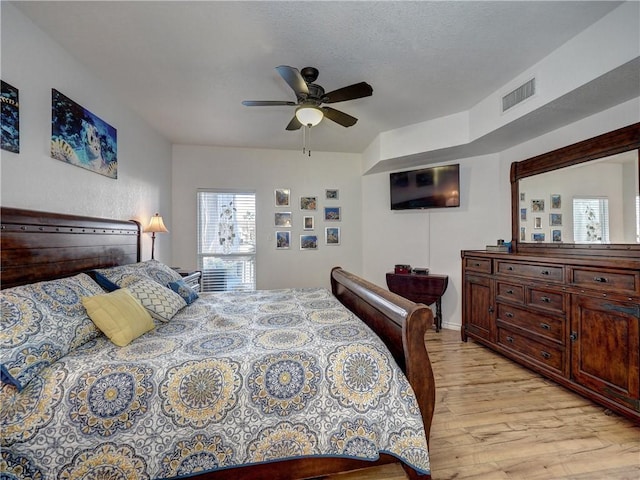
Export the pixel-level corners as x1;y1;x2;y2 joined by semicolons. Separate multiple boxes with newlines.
50;89;117;178
1;81;20;153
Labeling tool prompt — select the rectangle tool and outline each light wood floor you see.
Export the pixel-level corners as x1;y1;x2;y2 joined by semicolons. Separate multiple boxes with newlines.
326;328;640;480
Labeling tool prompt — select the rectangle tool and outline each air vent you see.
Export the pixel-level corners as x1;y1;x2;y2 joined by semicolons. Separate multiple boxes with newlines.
502;78;535;112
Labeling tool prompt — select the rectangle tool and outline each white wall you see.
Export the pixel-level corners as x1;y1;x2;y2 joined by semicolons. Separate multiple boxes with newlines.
171;145;362;290
0;3;173;262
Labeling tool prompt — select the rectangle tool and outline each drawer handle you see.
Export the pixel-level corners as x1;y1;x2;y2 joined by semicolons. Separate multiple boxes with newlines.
541;270;550;276
539;322;551;330
506;336;514;343
505;312;514;318
507;266;514;271
540;351;551;359
540;296;551;303
506;289;514;294
474;263;481;267
593;276;608;283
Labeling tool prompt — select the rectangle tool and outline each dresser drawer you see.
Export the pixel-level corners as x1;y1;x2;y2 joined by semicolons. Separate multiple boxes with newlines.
569;267;639;295
497;327;565;374
526;287;565;314
496;282;524;304
496;261;563;282
464;257;492;274
497;303;564;343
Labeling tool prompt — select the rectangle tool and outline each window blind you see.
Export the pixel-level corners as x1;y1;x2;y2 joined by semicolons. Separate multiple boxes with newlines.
573;197;609;244
197;190;256;292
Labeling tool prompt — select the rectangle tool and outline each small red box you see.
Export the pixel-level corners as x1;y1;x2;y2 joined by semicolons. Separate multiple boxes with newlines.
394;264;411;274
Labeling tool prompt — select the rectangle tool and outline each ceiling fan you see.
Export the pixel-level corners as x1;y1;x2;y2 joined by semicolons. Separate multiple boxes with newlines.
242;66;373;130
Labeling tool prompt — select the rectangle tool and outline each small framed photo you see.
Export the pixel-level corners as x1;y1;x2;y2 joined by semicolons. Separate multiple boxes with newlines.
550;194;561;209
275;188;290;207
531;199;545;212
550;213;562;226
325;189;339;200
552;229;562;243
534;216;542;229
324;206;341;221
303;215;314;230
532;232;545;242
520;208;527;221
520;192;526;202
325;227;340;245
300;235;318;250
300;196;317;210
274;212;292;227
276;231;290;249
520;227;526;242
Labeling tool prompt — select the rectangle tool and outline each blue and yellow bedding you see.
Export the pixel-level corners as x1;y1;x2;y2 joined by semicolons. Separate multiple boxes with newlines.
1;262;430;479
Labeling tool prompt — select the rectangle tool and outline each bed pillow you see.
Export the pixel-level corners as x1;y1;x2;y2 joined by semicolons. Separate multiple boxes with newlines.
91;271;121;292
119;275;186;322
0;273;104;391
168;279;199;305
82;289;154;346
141;260;183;286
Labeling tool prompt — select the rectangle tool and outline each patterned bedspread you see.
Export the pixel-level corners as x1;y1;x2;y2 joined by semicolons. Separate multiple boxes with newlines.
2;288;430;479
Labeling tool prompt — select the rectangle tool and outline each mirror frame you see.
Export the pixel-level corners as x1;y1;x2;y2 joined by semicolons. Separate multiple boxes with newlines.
510;122;640;257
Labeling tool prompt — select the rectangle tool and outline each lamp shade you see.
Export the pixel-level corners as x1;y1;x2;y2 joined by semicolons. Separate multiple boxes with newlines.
295;106;324;127
145;213;168;233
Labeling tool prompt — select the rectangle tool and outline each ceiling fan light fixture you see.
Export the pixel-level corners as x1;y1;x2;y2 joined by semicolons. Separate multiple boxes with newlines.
295;106;323;127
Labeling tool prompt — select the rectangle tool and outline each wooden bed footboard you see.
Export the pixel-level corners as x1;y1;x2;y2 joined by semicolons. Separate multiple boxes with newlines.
330;267;436;445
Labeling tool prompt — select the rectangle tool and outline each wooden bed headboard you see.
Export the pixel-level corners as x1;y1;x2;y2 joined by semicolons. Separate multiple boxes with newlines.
1;207;141;289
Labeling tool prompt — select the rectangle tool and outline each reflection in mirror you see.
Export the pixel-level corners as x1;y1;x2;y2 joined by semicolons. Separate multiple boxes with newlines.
518;150;639;244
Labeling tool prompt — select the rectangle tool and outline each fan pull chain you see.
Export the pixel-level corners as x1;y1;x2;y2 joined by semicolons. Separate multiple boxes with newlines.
301;125;313;157
307;125;312;157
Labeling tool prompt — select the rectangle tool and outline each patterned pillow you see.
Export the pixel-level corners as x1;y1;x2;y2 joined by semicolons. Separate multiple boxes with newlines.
0;274;104;391
119;275;186;322
168;279;199;305
95;260;182;288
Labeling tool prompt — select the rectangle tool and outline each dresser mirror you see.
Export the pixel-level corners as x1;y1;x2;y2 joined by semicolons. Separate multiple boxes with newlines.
510;123;640;256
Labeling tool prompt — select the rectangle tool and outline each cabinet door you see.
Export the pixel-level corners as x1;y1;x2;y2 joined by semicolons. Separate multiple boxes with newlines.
571;295;640;413
463;274;494;342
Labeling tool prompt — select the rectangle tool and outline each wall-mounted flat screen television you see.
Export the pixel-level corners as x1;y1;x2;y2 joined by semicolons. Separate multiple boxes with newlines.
390;164;460;210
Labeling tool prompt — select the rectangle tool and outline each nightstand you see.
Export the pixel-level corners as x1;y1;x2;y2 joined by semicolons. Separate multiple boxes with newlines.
176;270;201;293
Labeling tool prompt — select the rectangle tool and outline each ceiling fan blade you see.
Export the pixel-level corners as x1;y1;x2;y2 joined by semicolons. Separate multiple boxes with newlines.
276;65;309;97
286;116;302;131
242;100;296;107
323;82;373;103
322;107;358;127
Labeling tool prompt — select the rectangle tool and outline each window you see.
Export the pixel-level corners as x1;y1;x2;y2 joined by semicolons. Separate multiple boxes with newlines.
573;197;610;244
197;190;256;292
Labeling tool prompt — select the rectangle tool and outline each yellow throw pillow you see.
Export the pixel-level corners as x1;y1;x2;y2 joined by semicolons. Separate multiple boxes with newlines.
82;289;154;347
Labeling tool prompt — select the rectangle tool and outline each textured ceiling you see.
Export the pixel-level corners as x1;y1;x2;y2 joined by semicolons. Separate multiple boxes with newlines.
13;1;625;155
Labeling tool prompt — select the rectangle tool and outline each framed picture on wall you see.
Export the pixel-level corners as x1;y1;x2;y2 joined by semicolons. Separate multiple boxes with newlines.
324;207;341;221
303;216;314;230
325;227;340;245
275;189;290;206
276;231;290;249
550;213;562;226
520;208;527;221
300;196;317;210
520;227;526;242
325;189;339;200
534;216;542;229
1;80;19;154
300;235;318;250
532;232;545;242
274;212;292;227
531;199;545;212
552;229;562;242
550;194;561;209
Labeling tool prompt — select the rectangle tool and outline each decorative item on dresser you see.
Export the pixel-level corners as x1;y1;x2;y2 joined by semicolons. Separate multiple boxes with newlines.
462;123;640;423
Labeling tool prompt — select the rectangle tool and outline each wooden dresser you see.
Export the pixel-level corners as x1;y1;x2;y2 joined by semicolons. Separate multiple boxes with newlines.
461;250;640;422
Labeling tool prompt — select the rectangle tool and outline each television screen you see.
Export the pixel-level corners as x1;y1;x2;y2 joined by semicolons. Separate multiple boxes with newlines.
390;164;460;210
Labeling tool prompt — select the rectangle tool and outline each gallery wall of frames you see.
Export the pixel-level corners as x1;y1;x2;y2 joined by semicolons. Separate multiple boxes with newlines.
274;188;341;250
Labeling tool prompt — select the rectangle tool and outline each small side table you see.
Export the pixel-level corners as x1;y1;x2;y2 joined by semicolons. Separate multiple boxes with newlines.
386;272;449;332
176;270;202;293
